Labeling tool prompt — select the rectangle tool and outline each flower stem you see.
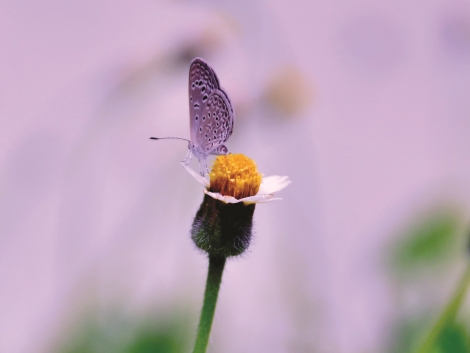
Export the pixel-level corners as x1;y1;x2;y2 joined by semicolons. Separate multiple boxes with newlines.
192;256;226;353
415;265;470;353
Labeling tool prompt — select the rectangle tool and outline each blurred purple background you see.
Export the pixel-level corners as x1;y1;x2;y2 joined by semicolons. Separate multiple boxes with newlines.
1;1;470;352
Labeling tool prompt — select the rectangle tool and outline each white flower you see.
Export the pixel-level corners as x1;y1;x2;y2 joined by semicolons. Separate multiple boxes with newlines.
181;162;291;204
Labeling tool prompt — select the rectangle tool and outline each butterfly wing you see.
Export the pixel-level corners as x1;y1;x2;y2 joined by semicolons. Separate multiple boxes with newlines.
194;90;234;155
188;58;220;144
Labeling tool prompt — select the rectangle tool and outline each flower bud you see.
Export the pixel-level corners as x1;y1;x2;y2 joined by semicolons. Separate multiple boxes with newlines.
191;194;255;257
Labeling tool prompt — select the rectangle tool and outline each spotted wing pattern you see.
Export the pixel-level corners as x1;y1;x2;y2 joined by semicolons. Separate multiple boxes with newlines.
188;58;220;143
194;91;234;155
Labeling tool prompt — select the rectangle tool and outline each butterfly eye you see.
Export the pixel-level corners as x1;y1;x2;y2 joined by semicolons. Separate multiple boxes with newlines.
203;95;207;101
201;86;206;92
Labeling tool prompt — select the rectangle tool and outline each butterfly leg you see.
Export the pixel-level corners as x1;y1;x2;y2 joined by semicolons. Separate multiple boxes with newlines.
198;158;209;177
181;148;193;165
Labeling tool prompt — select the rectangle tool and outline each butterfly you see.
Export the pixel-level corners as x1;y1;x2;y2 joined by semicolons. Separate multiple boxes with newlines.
151;58;235;176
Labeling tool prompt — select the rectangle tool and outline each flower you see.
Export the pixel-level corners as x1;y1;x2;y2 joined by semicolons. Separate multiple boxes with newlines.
181;154;290;204
185;154;290;258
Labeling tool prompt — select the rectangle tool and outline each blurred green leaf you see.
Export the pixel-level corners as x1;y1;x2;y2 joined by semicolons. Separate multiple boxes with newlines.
390;211;461;273
127;322;188;353
55;309;191;353
388;319;470;353
434;322;470;353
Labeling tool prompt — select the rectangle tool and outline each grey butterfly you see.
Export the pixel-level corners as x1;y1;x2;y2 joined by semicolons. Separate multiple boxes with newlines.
151;57;234;176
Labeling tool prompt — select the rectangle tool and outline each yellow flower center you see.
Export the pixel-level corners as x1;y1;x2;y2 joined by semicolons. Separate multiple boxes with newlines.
209;154;262;199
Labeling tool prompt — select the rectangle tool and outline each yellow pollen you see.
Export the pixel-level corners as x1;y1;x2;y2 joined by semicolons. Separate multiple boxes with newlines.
209;154;262;199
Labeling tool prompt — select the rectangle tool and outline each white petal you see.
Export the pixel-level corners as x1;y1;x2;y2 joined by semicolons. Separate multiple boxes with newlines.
204;190;283;204
240;195;282;204
180;162;210;188
258;175;291;195
204;190;240;203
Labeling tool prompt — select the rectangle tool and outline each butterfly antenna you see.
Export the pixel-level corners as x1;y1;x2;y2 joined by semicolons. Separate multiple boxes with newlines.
150;137;190;142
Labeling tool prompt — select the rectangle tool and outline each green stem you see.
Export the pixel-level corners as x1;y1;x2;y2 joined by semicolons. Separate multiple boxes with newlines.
415;265;470;353
192;256;226;353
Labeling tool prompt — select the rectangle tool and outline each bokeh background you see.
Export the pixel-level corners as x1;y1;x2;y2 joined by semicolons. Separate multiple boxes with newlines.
2;1;470;352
